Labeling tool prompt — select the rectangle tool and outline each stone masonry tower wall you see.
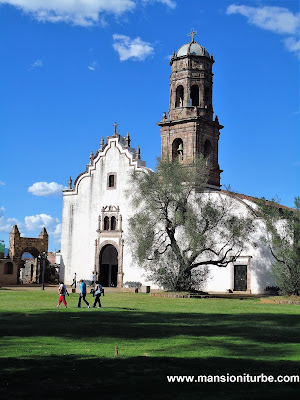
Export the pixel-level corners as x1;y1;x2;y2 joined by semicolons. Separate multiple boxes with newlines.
158;31;223;189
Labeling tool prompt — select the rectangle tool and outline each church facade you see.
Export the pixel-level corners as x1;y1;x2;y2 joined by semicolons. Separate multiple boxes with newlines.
60;33;276;294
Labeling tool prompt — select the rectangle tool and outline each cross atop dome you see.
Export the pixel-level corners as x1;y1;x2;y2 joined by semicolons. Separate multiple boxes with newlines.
188;28;197;43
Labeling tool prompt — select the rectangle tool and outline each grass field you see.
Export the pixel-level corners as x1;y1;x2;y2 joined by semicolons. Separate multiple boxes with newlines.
0;290;299;399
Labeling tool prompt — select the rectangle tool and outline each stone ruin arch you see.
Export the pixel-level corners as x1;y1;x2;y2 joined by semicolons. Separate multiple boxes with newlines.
7;225;49;284
9;225;48;261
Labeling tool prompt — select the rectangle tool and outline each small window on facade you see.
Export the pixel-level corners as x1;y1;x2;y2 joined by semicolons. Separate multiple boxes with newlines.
109;175;115;187
4;262;13;274
175;85;184;108
104;216;110;231
111;216;116;231
107;173;116;189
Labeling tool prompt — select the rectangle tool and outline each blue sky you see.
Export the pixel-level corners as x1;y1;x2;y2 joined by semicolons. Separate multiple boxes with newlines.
0;0;299;251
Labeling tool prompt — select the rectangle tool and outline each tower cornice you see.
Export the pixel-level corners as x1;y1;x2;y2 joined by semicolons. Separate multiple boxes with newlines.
157;115;223;130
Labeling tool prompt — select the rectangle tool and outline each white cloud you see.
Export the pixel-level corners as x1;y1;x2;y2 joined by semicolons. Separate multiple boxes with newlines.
0;219;15;233
30;59;43;69
113;34;154;61
142;0;176;9
24;213;61;242
226;5;300;35
50;223;62;238
28;181;66;197
0;207;22;233
0;0;136;26
0;207;61;245
88;61;98;71
283;37;300;58
158;0;176;8
24;213;56;231
7;217;21;226
0;180;6;186
227;5;300;57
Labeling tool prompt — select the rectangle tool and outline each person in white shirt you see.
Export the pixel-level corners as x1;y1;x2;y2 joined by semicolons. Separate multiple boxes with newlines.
90;272;95;286
56;281;68;308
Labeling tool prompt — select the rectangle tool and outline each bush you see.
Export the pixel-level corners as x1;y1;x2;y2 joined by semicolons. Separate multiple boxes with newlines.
264;286;280;296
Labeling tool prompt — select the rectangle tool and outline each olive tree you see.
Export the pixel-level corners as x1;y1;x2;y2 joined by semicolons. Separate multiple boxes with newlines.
258;197;300;295
128;157;254;291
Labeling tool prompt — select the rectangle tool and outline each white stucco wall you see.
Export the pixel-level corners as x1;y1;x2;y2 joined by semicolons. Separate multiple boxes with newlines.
60;136;276;293
60;136;151;286
198;196;276;294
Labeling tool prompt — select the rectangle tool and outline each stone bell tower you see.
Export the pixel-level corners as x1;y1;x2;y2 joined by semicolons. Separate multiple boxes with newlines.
157;30;223;189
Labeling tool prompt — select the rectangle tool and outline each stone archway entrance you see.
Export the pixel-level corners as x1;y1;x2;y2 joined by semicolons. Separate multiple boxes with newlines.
20;247;41;283
8;225;48;284
99;244;118;287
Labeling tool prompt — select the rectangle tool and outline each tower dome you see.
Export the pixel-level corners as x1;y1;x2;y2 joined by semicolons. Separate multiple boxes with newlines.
176;29;210;58
177;41;210;58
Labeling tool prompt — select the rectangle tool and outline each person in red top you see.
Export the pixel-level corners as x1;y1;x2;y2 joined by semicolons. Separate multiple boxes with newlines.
56;281;68;308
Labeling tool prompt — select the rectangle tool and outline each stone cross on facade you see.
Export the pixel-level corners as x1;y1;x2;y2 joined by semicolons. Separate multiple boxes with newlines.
113;122;118;136
188;28;197;42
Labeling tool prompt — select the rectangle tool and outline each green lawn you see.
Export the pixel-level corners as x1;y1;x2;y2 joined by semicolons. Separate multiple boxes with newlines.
0;290;299;399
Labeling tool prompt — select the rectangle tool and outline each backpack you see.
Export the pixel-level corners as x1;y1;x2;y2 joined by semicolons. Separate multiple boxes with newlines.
95;284;102;295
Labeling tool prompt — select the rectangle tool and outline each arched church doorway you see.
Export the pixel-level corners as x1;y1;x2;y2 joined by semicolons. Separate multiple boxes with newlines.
99;244;118;287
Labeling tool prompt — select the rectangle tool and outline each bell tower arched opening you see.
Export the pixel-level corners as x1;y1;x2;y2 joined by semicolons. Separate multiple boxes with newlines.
172;138;183;161
190;85;199;106
99;244;118;287
175;85;184;108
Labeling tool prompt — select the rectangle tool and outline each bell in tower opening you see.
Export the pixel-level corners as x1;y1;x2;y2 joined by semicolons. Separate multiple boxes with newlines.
158;29;223;189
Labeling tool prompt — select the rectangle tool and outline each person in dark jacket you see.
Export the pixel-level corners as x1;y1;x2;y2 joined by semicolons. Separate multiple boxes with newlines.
78;279;90;308
71;272;77;288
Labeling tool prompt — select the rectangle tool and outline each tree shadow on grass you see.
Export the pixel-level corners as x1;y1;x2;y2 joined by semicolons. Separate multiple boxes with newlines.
0;355;299;400
0;310;299;345
0;309;299;386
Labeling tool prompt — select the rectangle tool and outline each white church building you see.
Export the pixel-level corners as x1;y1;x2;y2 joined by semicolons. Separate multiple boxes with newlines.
60;34;277;294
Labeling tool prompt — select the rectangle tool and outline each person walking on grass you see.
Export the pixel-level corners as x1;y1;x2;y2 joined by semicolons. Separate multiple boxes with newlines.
93;281;103;308
78;279;90;308
71;272;77;288
56;281;69;308
90;271;95;286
